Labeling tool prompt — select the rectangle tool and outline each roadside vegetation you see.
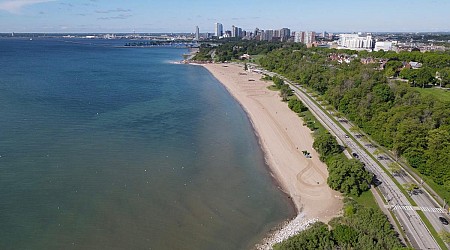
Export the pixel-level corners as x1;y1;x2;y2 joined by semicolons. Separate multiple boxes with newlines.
259;45;450;202
267;80;404;249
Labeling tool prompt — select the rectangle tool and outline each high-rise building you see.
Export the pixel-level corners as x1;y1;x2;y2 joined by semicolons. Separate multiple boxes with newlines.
231;25;240;38
215;23;223;37
280;28;291;42
195;26;200;40
294;31;315;44
338;34;374;50
274;29;281;38
304;31;316;44
294;31;305;43
264;30;274;41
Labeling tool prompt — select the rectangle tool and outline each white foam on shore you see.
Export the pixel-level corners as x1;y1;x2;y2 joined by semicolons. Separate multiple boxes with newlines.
255;214;318;250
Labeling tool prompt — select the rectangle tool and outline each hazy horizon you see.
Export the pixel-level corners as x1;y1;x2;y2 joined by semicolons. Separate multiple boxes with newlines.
0;0;449;33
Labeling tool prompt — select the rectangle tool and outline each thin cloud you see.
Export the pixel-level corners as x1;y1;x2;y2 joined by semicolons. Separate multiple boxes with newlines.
95;8;130;14
0;0;56;13
97;13;132;20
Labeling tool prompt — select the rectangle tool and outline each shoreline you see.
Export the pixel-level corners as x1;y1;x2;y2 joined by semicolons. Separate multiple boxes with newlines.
197;62;343;247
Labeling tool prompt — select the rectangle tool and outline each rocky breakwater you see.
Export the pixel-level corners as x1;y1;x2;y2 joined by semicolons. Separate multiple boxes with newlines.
255;214;318;250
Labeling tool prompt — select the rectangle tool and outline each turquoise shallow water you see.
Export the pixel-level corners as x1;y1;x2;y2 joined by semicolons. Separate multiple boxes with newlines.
0;38;294;249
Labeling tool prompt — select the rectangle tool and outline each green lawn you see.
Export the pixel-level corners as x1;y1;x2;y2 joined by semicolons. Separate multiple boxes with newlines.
417;88;450;102
351;190;379;210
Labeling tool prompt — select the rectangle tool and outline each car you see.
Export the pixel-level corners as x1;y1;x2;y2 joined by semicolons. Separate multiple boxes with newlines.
345;134;349;138
439;217;449;225
352;152;359;158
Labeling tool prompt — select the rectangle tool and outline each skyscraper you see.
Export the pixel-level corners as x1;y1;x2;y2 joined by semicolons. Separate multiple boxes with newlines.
231;25;240;38
215;23;223;37
195;26;200;40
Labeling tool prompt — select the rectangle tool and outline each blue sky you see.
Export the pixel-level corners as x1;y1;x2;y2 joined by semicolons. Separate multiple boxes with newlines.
0;0;449;33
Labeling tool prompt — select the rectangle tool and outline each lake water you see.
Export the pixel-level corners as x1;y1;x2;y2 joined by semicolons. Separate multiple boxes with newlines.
0;38;294;249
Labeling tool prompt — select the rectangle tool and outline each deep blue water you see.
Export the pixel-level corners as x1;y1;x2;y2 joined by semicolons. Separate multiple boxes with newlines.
0;38;294;249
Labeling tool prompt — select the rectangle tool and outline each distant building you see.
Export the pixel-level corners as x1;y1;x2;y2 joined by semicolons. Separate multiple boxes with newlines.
195;26;200;40
215;23;223;37
280;28;291;42
294;31;305;43
263;30;274;41
231;25;240;38
338;34;374;51
295;31;315;44
409;61;422;69
374;41;393;51
304;31;316;44
274;29;281;39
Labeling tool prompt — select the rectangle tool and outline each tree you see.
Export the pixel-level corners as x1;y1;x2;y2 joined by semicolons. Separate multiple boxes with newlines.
272;76;284;89
332;224;358;247
326;156;373;196
403;183;419;196
415;67;435;88
288;98;308;113
313;132;341;161
399;68;417;86
437;68;450;87
389;162;402;176
384;60;403;77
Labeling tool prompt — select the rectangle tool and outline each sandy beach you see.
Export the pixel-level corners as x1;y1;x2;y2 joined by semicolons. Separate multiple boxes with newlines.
202;63;342;224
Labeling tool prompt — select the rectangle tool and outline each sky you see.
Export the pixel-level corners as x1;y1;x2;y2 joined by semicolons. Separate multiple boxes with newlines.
0;0;449;33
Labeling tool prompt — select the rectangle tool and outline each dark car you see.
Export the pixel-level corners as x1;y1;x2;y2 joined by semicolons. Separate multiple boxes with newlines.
352;152;359;158
439;217;449;225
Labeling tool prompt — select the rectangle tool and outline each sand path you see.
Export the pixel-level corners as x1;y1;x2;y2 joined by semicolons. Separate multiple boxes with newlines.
202;63;342;222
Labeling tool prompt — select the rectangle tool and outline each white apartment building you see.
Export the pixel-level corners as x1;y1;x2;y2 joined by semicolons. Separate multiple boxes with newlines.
374;41;393;51
338;34;374;51
294;31;315;44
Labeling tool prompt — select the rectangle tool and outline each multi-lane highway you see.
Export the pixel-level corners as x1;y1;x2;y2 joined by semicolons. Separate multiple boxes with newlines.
257;67;444;249
336;117;450;237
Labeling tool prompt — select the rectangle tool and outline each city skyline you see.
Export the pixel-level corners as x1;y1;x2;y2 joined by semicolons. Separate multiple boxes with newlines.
0;0;449;33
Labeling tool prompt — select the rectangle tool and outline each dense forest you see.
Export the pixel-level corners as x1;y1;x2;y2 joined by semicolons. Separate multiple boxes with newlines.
259;46;450;200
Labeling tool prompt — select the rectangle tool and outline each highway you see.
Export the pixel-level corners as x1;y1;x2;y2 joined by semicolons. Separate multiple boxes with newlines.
258;67;443;249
